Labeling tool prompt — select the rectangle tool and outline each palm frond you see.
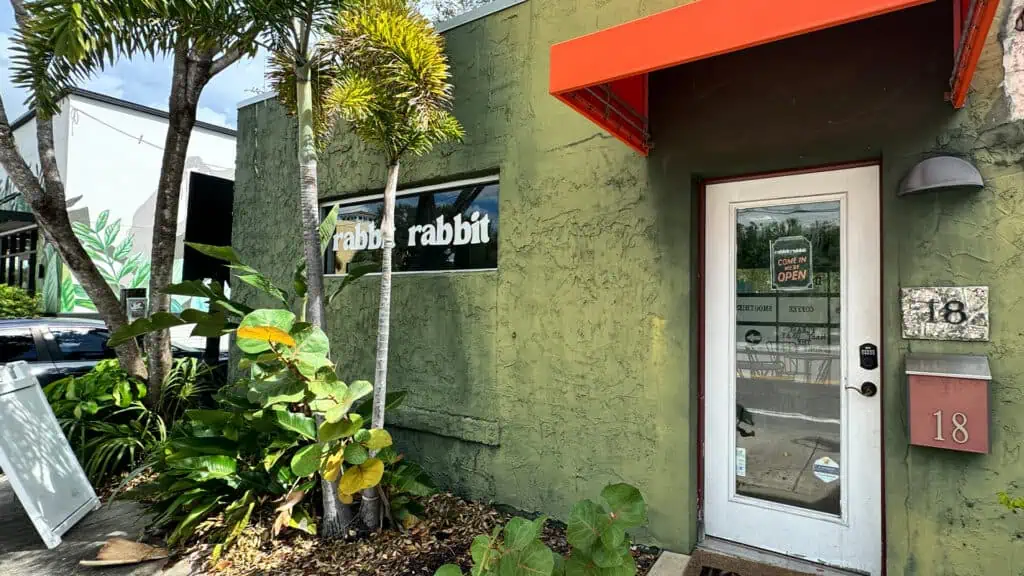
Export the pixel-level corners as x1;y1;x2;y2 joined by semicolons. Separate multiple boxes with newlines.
324;0;464;163
266;47;341;149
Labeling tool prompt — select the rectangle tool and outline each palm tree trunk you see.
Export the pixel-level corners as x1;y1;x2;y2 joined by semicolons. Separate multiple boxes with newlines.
294;61;350;538
296;64;325;329
360;160;399;531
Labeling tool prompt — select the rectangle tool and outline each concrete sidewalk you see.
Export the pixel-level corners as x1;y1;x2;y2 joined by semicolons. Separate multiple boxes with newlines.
0;475;174;575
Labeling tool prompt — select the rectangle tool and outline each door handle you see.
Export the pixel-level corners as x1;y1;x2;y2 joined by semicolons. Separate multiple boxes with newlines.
846;382;878;397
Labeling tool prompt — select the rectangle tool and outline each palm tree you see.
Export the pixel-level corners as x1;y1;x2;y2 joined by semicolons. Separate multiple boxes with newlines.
324;0;463;529
4;0;261;394
252;0;347;538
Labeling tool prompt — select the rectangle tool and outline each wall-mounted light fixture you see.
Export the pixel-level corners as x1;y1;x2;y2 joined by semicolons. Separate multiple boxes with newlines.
899;156;984;196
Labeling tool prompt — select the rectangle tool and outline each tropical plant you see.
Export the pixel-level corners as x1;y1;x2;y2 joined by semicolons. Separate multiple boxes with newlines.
0;284;39;318
434;483;648;576
71;209;151;292
159;357;221;423
44;360;166;484
257;0;355;533
109;244;403;552
324;0;464;529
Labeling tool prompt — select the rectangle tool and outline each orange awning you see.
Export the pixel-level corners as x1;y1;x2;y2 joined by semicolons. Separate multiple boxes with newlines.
549;0;997;155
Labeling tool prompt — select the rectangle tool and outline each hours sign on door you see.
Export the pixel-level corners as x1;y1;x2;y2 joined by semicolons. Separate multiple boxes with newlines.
770;235;813;291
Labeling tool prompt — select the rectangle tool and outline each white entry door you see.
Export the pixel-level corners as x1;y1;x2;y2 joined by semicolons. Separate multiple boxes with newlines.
704;165;882;574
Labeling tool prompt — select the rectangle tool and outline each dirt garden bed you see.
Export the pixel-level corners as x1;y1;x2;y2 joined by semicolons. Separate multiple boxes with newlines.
177;493;660;575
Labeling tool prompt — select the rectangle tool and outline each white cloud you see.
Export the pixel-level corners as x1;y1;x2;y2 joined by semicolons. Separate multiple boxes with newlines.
197;106;230;128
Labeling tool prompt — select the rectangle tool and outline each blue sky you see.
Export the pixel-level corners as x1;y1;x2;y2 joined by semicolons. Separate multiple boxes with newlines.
0;2;270;128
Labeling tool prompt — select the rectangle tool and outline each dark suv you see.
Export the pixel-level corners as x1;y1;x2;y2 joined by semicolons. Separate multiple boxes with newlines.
0;318;222;387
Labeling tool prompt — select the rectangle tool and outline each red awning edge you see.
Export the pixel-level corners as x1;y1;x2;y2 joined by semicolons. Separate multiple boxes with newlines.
949;0;999;109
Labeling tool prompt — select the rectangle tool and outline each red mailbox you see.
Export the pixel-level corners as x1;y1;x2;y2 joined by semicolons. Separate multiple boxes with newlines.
906;353;990;454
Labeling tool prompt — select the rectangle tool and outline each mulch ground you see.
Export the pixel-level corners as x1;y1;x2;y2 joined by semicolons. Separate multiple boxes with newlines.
188;493;660;576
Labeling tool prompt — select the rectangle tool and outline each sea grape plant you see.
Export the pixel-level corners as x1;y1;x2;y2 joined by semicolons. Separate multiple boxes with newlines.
435;483;648;576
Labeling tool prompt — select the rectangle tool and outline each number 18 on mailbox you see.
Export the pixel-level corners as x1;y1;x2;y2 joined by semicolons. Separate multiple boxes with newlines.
906;353;990;454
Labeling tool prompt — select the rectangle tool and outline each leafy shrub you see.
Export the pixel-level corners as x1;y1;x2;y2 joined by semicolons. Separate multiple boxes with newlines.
435;483;648;576
0;284;39;318
45;360;165;484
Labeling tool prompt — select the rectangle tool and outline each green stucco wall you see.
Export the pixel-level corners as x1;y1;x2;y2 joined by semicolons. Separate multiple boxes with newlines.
234;0;1024;571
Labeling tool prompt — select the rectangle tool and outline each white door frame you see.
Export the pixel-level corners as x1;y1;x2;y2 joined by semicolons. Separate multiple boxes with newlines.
702;164;882;574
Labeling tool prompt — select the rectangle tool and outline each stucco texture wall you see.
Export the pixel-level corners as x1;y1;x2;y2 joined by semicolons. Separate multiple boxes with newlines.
234;0;1024;571
234;0;699;552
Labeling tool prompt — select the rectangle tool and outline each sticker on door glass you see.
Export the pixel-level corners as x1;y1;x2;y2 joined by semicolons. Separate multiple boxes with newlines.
736;448;747;477
813;456;840;484
770;235;813;291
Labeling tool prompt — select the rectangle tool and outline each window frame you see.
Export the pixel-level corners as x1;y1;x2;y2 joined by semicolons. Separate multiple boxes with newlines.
320;175;500;278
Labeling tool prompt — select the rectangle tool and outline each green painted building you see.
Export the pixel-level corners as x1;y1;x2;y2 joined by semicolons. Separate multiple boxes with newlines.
234;0;1024;573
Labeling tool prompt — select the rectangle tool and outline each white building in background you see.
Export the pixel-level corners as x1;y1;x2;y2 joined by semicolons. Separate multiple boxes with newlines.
0;89;236;347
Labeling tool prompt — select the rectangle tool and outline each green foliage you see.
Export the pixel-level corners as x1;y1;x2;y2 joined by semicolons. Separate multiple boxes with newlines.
0;284;39;318
44;360;165;484
71;209;150;291
325;0;464;164
999;492;1024;511
128;394;318;557
435;484;647;576
159;357;221;423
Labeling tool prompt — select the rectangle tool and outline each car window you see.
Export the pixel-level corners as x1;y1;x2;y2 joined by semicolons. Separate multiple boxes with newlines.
0;329;38;362
50;327;116;361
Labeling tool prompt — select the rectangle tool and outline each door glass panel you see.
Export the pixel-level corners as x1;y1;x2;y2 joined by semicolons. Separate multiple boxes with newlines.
735;200;841;515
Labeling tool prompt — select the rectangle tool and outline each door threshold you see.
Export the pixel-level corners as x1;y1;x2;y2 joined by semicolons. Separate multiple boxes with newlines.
697;537;868;576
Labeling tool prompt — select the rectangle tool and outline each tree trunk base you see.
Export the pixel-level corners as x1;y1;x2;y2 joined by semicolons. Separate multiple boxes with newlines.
320;501;357;540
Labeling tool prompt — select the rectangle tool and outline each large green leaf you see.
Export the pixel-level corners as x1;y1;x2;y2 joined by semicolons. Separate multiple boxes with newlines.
107;313;188;347
343;442;369;465
311;380;373;423
600;484;647;528
237;309;296;353
236;273;288;304
563;549;635;576
268;410;316;440
184;243;243;265
503;516;546;551
318;414;364;442
290;444;322;477
497;539;555;576
168;455;237;477
249;373;307;407
566;500;605;553
291;323;330;356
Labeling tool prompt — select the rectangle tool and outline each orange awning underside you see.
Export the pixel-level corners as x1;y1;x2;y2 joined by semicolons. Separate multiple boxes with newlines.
549;0;997;155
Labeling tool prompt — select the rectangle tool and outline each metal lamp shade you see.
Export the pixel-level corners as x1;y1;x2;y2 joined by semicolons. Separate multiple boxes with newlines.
899;156;983;196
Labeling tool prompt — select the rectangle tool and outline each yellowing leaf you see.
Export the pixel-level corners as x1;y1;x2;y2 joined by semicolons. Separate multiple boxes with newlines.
322;448;344;483
237;325;296;347
364;429;393;450
338;490;354;504
338;458;384;495
272;490;305;538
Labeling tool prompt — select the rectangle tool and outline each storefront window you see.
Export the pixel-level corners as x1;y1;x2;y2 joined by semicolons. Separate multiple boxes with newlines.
322;178;499;275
